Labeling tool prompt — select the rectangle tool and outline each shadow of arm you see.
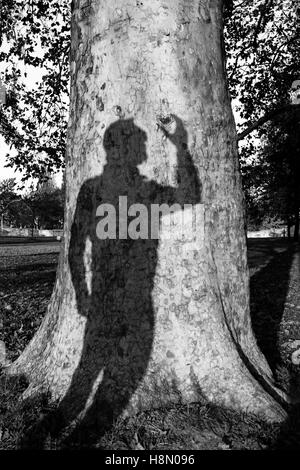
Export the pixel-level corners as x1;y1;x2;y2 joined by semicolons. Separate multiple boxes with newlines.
160;115;201;205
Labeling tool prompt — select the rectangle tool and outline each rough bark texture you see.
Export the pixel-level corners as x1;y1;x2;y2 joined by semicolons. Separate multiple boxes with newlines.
9;0;287;431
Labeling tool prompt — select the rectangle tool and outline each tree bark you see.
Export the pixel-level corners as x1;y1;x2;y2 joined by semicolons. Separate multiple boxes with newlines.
8;0;287;431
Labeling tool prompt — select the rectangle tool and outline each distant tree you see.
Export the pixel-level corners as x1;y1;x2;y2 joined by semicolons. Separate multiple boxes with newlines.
0;178;17;207
262;113;299;239
7;199;34;229
238;105;300;239
224;1;300;236
225;0;300;135
25;184;64;229
0;177;64;231
0;178;19;227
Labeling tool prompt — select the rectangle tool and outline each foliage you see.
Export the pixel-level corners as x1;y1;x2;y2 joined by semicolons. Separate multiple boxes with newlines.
25;184;64;229
0;178;20;226
225;0;300;126
224;0;300;231
0;177;64;229
0;178;18;212
0;0;71;180
0;1;298;177
240;103;300;232
260;112;300;228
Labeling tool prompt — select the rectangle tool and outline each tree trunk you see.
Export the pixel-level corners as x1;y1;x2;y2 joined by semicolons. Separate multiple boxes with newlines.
8;0;287;432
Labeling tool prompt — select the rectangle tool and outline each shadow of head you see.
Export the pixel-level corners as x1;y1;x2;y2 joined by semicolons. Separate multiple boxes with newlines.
103;118;148;167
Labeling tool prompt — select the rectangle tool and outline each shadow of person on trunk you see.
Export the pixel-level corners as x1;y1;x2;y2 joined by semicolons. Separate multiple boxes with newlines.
42;116;201;447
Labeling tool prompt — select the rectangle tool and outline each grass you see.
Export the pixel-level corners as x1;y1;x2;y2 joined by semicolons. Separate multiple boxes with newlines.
0;249;59;362
0;239;300;449
0;373;282;450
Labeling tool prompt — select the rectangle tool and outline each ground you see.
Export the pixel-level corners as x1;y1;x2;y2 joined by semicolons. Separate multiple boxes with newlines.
0;238;300;449
0;242;60;363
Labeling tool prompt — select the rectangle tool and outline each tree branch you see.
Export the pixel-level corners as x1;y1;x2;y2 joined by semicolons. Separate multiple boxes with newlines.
237;104;300;141
37;146;64;155
252;0;274;49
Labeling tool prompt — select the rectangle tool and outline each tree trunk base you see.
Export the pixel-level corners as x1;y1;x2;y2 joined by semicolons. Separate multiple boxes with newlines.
8;248;288;426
